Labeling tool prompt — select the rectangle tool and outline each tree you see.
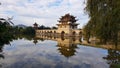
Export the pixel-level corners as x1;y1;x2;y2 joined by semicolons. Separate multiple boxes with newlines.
84;0;120;44
0;18;14;45
52;26;57;29
23;27;35;35
38;25;51;29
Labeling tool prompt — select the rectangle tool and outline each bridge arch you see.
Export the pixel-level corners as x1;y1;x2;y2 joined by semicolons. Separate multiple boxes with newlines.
45;31;46;33
79;31;82;36
61;31;65;36
54;31;56;33
50;31;52;33
47;31;49;33
72;31;76;36
79;31;82;34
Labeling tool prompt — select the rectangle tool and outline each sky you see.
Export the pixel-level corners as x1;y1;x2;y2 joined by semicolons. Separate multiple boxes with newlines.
0;0;89;28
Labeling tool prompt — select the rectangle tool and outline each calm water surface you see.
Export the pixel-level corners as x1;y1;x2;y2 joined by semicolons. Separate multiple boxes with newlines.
0;37;120;68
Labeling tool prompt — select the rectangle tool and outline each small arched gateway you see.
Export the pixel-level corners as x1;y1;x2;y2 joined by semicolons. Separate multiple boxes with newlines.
79;31;82;35
50;31;52;33
72;31;76;36
79;31;82;37
61;31;65;36
54;31;56;33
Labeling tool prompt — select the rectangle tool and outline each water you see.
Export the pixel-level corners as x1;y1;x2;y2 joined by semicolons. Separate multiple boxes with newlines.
0;37;120;68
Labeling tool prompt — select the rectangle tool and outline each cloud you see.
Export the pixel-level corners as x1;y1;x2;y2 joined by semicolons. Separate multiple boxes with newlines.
0;0;89;28
2;39;109;68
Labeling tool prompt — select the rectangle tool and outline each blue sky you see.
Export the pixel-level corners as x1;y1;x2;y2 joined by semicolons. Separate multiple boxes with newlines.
0;0;89;28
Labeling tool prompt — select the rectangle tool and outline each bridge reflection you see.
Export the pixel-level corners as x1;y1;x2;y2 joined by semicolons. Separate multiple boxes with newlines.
34;35;120;68
35;35;82;57
35;35;120;57
35;35;120;50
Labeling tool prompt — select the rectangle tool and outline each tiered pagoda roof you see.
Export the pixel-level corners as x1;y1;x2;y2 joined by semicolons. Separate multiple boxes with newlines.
58;13;78;23
33;22;38;26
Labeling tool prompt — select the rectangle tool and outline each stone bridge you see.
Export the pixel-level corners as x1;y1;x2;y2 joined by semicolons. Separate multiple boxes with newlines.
36;29;83;37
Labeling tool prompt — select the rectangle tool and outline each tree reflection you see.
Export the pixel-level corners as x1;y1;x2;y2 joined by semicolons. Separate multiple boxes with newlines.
0;46;4;59
0;45;5;68
103;49;120;68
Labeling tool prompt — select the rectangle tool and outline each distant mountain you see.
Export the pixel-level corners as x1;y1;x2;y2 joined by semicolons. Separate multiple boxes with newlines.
15;24;27;28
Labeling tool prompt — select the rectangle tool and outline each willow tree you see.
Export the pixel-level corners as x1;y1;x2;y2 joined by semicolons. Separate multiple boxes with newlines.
0;18;14;45
84;0;120;44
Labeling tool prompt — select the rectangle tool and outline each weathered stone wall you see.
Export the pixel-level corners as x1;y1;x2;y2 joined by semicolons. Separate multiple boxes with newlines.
57;25;71;34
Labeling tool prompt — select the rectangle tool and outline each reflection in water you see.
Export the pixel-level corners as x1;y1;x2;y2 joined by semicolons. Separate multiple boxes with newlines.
57;44;77;58
33;37;38;45
57;36;78;58
36;35;120;68
0;45;5;68
61;36;65;41
35;35;81;58
0;45;4;59
0;34;120;68
103;49;120;68
36;35;82;58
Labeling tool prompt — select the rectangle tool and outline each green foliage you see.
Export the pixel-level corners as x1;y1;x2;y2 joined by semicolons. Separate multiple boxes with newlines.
38;25;51;29
0;18;14;46
84;0;120;44
12;26;35;35
103;49;120;68
52;26;57;29
23;27;35;35
0;18;35;46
